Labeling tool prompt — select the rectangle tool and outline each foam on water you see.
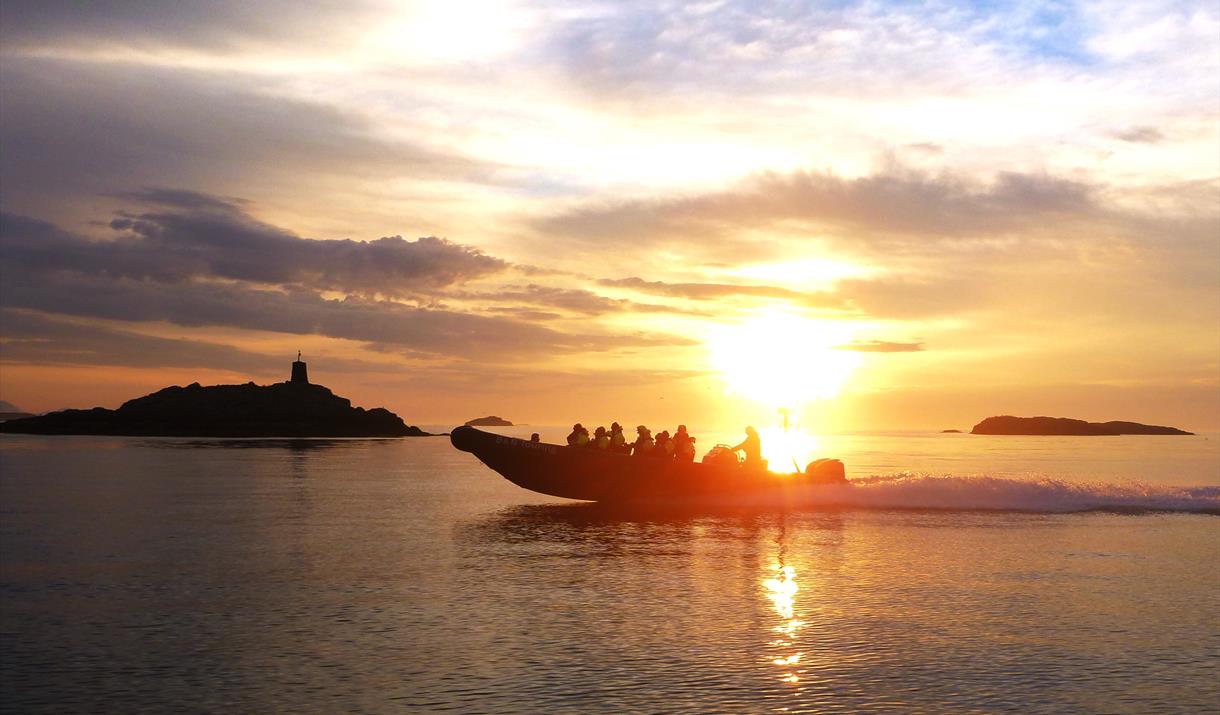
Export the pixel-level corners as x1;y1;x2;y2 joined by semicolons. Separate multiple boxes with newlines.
730;474;1220;514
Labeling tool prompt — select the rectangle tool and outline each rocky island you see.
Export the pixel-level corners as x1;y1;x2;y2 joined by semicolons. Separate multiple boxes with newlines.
971;415;1192;436
465;415;513;427
0;357;433;438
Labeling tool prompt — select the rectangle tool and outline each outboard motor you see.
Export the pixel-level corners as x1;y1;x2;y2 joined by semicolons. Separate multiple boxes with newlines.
805;458;847;484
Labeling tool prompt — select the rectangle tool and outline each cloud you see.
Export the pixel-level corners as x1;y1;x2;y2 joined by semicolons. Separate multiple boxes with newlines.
0;1;379;53
599;276;847;309
0;59;498;220
1111;126;1165;143
1;309;288;374
538;168;1100;254
0;269;691;361
109;187;250;212
538;168;1218;312
535;164;1220;324
483;307;564;322
457;284;628;316
0;207;695;363
2;200;507;299
836;340;925;353
542;1;1005;99
454;283;714;317
537;0;1215;106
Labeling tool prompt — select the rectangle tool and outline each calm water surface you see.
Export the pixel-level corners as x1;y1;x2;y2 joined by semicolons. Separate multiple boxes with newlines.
1;433;1218;713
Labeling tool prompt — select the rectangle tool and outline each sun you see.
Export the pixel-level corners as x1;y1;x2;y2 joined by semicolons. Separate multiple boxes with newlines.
706;310;861;409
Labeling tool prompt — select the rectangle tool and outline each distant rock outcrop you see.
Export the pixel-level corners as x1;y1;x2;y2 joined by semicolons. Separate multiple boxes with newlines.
971;416;1192;436
465;415;513;427
0;358;434;438
941;429;962;433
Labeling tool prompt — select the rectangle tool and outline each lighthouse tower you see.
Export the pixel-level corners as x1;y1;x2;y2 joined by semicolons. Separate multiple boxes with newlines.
290;351;309;384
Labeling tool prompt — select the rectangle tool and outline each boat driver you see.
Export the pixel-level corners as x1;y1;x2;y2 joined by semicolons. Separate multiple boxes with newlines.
731;426;763;469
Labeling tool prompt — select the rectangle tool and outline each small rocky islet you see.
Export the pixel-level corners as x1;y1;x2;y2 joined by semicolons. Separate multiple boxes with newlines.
464;415;514;427
970;415;1192;436
0;357;433;438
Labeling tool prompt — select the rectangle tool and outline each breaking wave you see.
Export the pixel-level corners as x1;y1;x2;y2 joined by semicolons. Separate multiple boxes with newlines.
734;474;1220;514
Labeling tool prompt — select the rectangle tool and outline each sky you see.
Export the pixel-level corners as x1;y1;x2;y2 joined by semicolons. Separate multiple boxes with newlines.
0;0;1217;431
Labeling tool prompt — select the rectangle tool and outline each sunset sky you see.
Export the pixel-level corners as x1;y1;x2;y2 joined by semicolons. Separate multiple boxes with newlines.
1;0;1217;431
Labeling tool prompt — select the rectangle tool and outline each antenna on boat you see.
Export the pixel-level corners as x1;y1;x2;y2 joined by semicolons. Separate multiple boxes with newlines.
779;407;801;474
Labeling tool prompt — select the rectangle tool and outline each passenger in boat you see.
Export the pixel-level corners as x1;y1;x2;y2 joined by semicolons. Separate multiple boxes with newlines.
654;430;674;458
567;423;590;447
609;422;628;453
530;433;540;443
632;426;654;456
592;426;610;449
732;426;763;468
673;425;696;461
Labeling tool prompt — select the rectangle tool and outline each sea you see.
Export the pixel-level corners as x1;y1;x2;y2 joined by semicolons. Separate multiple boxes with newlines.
1;427;1218;714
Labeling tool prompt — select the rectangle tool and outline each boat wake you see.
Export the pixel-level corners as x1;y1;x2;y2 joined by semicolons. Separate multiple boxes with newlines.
735;474;1220;515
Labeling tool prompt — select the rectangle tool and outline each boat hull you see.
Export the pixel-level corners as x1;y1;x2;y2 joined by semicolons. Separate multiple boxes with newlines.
450;426;846;503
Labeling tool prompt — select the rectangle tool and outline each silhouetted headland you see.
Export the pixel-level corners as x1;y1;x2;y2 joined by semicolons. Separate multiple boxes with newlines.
465;415;513;427
971;415;1192;436
0;357;434;438
941;429;962;433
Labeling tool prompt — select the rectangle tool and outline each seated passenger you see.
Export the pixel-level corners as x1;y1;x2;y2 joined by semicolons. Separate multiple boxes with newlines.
566;423;585;447
592;426;610;449
530;433;540;443
673;425;695;462
653;430;674;458
609;422;628;453
632;426;654;456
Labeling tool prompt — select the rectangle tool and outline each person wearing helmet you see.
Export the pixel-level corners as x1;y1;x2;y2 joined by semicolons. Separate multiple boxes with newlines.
673;425;695;462
631;425;654;456
609;422;628;453
566;423;589;447
653;430;674;458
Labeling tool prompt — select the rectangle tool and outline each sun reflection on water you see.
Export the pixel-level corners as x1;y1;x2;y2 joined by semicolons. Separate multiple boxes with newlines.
763;556;806;687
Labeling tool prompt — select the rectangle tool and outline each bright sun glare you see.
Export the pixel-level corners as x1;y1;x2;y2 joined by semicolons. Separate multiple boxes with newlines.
707;311;861;409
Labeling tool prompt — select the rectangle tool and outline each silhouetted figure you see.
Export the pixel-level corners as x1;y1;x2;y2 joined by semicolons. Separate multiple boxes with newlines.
609;422;628;453
592;426;610;449
530;433;540;443
732;426;763;469
632;425;654;456
653;430;674;458
567;423;589;447
673;425;695;462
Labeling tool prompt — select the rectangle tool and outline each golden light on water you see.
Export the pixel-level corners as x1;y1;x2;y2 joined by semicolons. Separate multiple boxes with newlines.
763;564;799;618
707;311;861;409
763;561;806;686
